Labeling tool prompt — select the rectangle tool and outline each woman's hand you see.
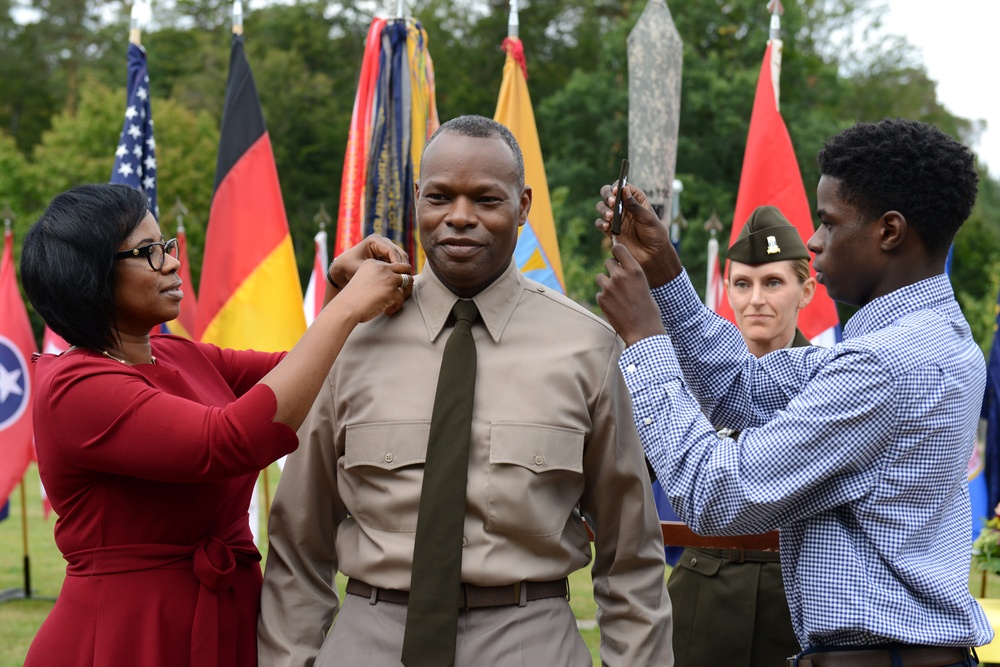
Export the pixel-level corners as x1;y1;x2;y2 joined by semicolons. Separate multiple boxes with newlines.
329;234;409;288
335;259;412;324
326;234;413;313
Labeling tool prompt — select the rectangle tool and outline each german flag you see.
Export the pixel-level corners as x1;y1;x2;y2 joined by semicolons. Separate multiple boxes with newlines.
195;34;305;350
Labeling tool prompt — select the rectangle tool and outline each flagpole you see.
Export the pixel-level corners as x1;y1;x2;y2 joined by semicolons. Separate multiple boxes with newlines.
233;0;243;35
768;0;784;40
508;0;518;39
19;479;31;598
129;1;141;45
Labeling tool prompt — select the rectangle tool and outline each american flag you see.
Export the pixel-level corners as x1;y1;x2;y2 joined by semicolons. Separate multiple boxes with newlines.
111;42;158;218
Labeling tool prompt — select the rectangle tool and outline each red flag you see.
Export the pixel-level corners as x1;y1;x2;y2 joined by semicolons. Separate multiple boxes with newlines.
334;18;385;258
0;226;37;504
165;227;198;338
195;34;305;350
716;39;840;345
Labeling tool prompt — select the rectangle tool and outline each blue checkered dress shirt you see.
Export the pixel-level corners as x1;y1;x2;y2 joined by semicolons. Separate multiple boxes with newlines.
621;270;994;650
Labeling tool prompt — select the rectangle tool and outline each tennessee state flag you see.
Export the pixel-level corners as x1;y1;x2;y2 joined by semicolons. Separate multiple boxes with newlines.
716;39;840;346
0;226;36;503
164;227;198;338
493;37;565;293
195;34;305;350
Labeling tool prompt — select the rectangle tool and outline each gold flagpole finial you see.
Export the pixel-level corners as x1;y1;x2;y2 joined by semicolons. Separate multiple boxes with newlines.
129;2;142;45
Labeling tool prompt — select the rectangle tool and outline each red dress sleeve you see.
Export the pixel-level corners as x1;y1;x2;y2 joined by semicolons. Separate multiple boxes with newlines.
34;336;297;483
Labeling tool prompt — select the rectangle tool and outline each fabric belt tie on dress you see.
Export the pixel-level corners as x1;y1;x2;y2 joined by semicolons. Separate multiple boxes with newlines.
788;645;976;667
64;517;259;667
347;577;570;609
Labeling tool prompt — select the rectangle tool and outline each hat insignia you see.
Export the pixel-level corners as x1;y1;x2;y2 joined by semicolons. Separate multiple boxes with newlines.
766;235;781;254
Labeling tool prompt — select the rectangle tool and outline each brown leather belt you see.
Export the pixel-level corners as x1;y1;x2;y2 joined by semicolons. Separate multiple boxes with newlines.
346;577;570;609
788;646;972;667
697;547;781;563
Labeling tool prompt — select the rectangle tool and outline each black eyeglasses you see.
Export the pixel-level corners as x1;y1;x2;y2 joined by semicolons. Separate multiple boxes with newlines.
114;238;179;271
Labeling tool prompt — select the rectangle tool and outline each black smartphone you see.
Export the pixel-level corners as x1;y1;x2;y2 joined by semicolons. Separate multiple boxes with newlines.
611;158;630;236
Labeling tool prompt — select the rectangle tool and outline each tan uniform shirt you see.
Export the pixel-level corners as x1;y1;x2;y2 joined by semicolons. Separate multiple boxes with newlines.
258;261;672;666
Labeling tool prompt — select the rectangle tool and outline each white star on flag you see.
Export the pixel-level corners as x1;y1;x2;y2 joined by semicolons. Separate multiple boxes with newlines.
0;363;23;404
117;162;134;178
125;105;138;120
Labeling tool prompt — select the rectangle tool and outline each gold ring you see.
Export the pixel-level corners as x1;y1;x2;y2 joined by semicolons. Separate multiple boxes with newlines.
400;274;411;290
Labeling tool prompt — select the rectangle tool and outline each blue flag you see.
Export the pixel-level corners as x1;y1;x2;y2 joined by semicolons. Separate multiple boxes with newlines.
982;293;1000;517
111;42;158;218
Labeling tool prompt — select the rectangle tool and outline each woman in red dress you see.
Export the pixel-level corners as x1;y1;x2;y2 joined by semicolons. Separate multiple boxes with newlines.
19;183;412;666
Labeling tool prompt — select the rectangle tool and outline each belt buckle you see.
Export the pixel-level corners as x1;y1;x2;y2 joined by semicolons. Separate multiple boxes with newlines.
728;548;745;564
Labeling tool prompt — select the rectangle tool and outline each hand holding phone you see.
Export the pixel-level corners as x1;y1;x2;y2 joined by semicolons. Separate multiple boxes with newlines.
610;158;630;236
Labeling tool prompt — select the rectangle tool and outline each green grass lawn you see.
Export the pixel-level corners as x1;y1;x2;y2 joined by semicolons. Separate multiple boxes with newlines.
9;462;997;667
0;464;634;666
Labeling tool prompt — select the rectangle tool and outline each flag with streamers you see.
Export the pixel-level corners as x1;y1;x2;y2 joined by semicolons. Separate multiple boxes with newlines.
110;42;158;219
334;18;438;270
303;230;328;326
494;36;565;293
0;226;36;505
716;37;840;346
195;33;305;351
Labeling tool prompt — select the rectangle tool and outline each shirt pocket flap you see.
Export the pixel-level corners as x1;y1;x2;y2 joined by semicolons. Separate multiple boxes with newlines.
344;421;431;471
489;423;584;474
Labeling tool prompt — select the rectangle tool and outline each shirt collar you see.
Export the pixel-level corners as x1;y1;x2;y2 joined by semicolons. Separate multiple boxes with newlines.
843;273;955;340
413;259;525;344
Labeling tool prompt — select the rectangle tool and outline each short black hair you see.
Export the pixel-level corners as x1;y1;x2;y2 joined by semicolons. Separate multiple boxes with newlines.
20;184;149;352
423;115;525;189
817;118;978;257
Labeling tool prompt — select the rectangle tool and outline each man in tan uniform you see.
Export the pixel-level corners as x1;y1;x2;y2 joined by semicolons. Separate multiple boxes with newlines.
258;115;672;666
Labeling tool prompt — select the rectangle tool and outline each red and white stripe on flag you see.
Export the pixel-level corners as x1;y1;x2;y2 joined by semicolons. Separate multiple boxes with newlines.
705;235;725;313
303;230;328;327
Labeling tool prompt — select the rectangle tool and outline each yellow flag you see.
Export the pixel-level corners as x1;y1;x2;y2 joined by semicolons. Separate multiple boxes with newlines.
493;38;565;292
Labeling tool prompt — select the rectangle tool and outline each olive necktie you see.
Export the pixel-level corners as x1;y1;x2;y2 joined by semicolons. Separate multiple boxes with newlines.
401;300;479;667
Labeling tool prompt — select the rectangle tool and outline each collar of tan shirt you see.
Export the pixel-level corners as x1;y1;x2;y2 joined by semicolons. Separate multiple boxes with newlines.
413;259;528;345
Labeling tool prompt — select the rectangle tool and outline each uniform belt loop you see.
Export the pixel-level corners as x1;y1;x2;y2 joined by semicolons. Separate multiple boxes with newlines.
369;586;377;605
517;581;527;607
